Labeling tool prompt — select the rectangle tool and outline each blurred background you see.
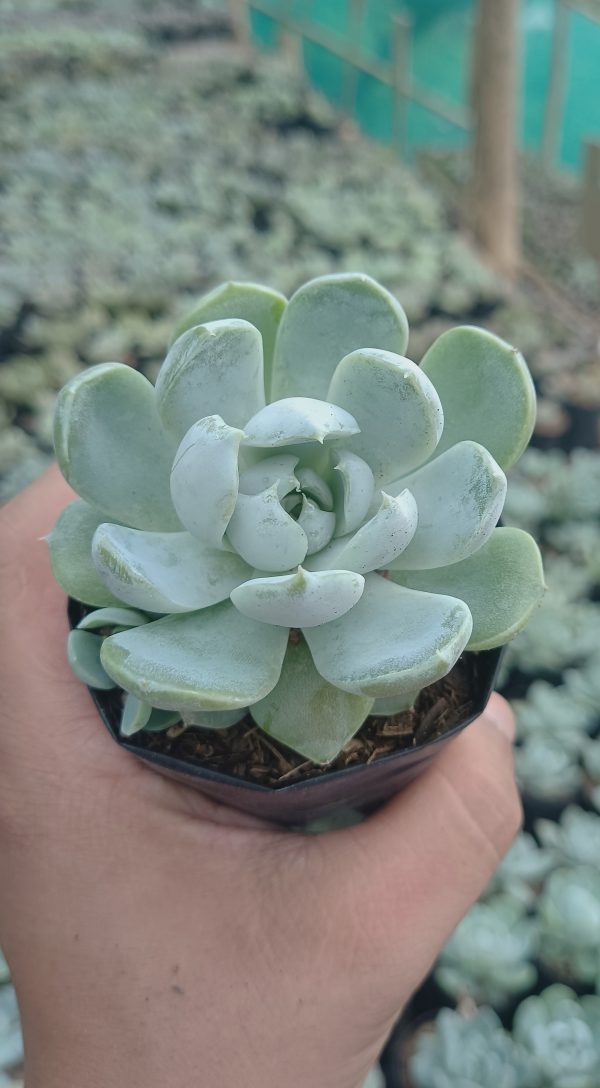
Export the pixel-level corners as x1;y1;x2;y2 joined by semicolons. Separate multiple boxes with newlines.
0;1;599;1085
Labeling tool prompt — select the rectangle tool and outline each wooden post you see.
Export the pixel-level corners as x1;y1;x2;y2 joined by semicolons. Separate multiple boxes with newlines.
542;0;569;171
228;0;250;45
391;11;412;158
279;0;301;66
582;139;600;261
471;0;520;279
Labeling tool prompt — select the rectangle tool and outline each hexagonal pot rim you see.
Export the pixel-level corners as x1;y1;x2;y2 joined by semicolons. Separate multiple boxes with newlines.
70;595;504;825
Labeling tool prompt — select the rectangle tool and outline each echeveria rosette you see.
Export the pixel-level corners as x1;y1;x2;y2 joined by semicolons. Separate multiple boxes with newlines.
48;273;544;764
513;985;600;1088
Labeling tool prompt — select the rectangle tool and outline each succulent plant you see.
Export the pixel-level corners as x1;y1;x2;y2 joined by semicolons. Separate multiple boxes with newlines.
536;806;600;870
513;985;600;1088
564;658;600;725
537;867;600;986
485;832;554;907
362;1067;385;1088
513;680;594;752
503;596;600;677
48;273;543;763
410;1007;542;1088
434;895;538;1008
515;736;582;804
0;986;23;1075
583;739;600;811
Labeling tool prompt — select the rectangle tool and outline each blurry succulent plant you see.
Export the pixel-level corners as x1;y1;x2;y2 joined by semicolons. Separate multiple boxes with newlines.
536;806;600;870
503;596;600;677
49;273;542;763
515;736;582;804
434;895;538;1008
514;681;594;752
361;1067;385;1088
513;985;600;1088
537;867;600;986
0;986;23;1075
410;1007;541;1088
583;739;600;811
485;832;554;907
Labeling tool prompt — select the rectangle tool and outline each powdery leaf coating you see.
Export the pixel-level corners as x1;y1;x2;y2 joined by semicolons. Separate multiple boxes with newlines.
242;397;359;447
170;416;243;547
226;484;308;572
306;490;417;575
388;441;507;570
101;603;288;713
156;319;265;440
92;524;251;614
170;281;286;396
48;500;124;607
231;567;365;628
77;606;150;631
330;449;375;537
54;363;179;531
392;528;546;650
67;629;116;691
271;272;409;400
250;638;374;764
304;574;473;699
328;348;443;483
420;325;537;470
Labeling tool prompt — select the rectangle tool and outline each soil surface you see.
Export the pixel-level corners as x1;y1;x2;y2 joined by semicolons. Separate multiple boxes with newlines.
102;653;479;788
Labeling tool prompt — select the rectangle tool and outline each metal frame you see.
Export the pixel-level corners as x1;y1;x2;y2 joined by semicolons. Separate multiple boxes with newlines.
246;0;471;154
542;0;600;172
242;0;599;193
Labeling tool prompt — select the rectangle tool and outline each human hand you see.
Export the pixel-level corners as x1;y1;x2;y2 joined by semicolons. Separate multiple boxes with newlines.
0;467;521;1088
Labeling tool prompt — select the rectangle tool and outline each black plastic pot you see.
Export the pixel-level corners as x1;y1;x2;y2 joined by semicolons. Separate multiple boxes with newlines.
69;599;504;826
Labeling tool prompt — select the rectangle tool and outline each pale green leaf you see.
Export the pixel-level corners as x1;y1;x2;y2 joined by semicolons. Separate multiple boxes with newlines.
388;441;507;570
92;524;251;613
48;500;123;607
295;466;334;510
307;490;417;574
120;693;152;736
420;326;536;470
331;450;375;537
67;629;116;690
370;692;419;716
239;453;299;499
170;281;286;395
271;273;409;400
54;363;179;531
391;527;546;651
226;484;308;572
304;573;472;698
328;348;443;483
242;397;359;448
77;607;150;631
182;708;247;729
101;603;288;712
231;566;364;627
143;708;183;733
250;637;373;764
156;319;265;440
170;416;243;546
297;497;336;555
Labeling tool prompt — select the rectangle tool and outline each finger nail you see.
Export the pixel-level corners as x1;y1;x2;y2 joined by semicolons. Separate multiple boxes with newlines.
483;694;516;743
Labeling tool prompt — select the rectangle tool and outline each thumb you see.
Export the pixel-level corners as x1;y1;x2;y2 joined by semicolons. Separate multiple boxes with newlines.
318;694;520;1001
